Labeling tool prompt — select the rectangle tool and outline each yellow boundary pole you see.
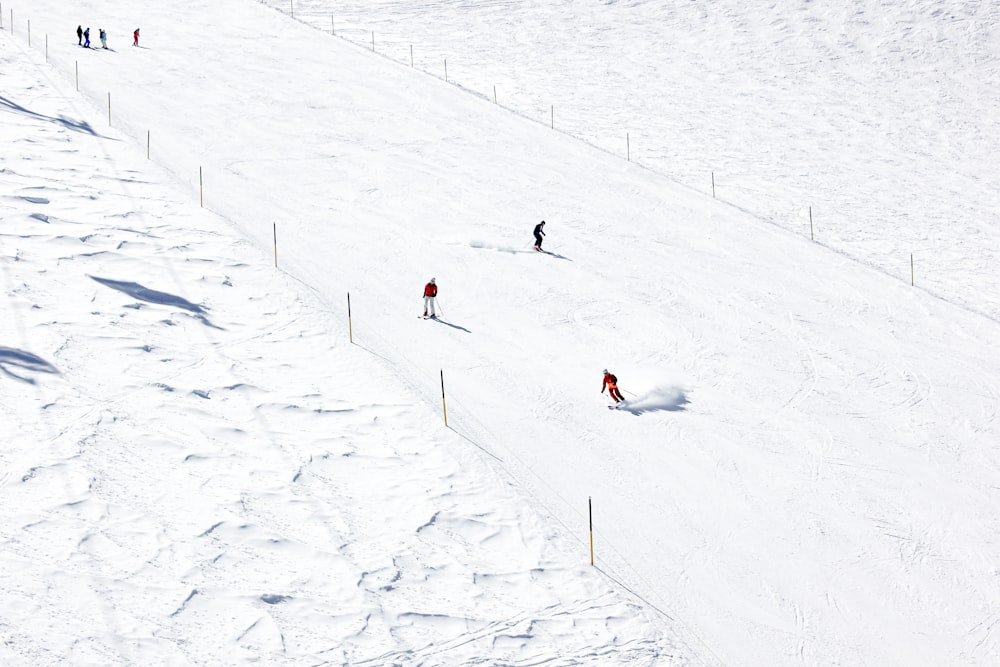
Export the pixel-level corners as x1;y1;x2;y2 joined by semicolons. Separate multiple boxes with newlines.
589;496;594;565
440;370;448;426
347;292;353;344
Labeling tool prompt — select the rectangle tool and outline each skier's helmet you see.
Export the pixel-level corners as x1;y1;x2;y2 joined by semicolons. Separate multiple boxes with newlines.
603;369;608;374
430;277;435;283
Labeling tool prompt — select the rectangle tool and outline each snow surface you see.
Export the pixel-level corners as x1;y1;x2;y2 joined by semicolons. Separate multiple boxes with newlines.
2;0;1000;665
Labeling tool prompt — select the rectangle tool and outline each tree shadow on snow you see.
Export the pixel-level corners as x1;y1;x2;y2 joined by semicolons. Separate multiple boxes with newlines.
0;95;102;136
0;347;59;384
90;275;222;329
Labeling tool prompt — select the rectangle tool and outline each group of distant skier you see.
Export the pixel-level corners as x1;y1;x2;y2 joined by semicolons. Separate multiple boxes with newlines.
76;24;139;49
420;221;626;406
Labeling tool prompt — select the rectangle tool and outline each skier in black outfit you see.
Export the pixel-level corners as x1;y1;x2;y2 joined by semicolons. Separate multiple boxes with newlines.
77;25;83;45
533;221;546;251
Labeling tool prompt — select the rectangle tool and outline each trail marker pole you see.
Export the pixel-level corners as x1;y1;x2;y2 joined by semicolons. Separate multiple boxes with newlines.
273;222;278;267
45;34;48;61
809;206;814;240
440;370;448;426
589;497;594;565
711;171;716;198
371;31;375;52
551;105;554;129
444;58;448;82
290;0;293;19
331;17;335;36
410;44;413;67
493;85;497;104
347;292;353;344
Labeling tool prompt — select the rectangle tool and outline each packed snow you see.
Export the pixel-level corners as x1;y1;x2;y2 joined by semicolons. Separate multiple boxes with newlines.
2;0;999;665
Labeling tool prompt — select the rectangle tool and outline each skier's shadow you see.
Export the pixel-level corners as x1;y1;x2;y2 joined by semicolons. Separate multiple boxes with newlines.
432;319;471;333
468;242;571;260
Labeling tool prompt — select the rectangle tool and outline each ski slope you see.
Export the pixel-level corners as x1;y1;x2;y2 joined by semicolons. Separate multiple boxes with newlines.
3;0;1000;665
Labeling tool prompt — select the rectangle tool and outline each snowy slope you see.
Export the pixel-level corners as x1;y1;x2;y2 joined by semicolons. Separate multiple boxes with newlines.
3;0;1000;665
285;0;1000;322
0;29;687;667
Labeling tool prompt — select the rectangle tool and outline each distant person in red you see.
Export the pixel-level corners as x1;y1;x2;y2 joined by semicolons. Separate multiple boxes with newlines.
133;28;140;46
423;278;438;318
601;369;624;403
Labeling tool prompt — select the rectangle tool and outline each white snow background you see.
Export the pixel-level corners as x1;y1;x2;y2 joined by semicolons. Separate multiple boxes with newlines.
2;0;999;665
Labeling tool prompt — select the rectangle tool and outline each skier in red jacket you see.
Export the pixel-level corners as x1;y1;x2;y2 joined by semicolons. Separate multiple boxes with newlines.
601;369;624;403
423;278;438;318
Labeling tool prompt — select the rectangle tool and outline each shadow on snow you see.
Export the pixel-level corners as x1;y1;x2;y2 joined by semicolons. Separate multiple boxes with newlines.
0;347;59;384
429;318;471;333
469;240;572;260
90;275;221;329
0;95;102;136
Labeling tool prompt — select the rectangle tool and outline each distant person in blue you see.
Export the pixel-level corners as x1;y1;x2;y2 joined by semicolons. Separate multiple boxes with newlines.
83;27;91;48
533;220;546;251
76;25;83;45
99;28;108;49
